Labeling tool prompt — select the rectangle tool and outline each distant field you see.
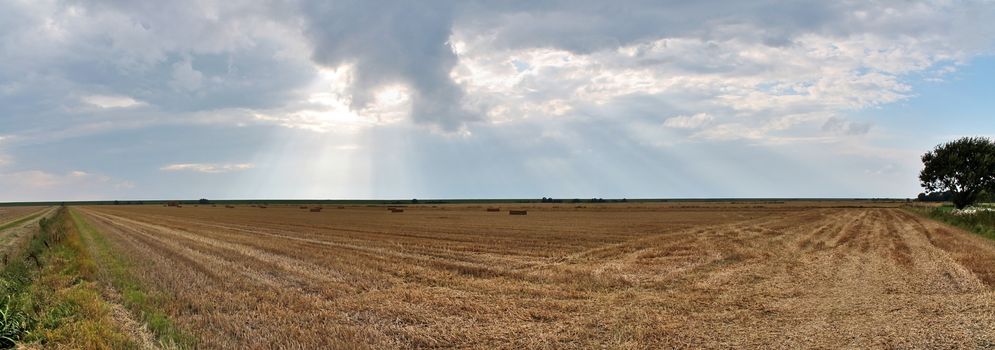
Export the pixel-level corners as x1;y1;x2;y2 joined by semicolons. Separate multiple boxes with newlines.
59;201;995;348
0;206;47;228
0;206;54;256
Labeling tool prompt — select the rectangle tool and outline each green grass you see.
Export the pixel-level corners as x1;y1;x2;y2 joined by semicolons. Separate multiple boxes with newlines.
0;211;61;348
908;205;995;241
0;206;198;349
69;209;196;349
0;296;28;348
0;208;138;349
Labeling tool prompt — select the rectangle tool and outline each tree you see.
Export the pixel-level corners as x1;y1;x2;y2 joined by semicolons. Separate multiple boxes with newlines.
917;191;953;202
919;137;995;209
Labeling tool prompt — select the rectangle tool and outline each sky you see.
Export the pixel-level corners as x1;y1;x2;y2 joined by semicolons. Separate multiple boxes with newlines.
1;0;994;201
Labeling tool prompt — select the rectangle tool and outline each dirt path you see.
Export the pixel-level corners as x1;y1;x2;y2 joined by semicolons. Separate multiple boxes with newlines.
77;205;995;348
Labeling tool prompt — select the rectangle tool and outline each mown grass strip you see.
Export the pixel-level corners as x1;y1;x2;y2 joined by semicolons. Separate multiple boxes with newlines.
69;209;196;349
0;207;138;349
0;209;48;233
906;205;995;240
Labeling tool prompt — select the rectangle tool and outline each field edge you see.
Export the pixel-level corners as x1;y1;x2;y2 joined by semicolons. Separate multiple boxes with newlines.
69;208;196;349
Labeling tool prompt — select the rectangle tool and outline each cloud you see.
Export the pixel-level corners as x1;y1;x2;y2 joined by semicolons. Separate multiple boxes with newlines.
0;137;9;168
249;65;413;133
663;113;714;129
170;57;204;91
822;116;872;136
452;31;968;141
2;0;992;141
160;163;254;173
446;0;994;142
0;0;317;139
865;163;898;175
334;144;360;151
299;1;475;131
0;169;133;201
81;95;145;109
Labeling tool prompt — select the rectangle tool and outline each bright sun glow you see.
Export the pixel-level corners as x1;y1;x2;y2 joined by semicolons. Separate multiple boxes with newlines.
261;65;412;132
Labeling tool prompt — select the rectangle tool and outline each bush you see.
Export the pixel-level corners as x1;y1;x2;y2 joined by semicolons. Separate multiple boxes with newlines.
914;206;995;240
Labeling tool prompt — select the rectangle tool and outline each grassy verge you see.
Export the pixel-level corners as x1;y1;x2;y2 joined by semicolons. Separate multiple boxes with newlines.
0;207;137;349
69;209;195;349
907;205;995;240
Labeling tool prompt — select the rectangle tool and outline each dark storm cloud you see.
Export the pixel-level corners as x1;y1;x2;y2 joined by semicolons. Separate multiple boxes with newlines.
299;0;475;131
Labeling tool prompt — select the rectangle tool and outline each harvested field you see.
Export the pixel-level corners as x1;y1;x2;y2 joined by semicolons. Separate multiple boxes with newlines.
73;203;995;348
0;206;55;259
0;206;47;226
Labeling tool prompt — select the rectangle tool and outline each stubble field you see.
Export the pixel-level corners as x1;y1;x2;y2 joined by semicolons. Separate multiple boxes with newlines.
73;202;995;349
0;206;54;256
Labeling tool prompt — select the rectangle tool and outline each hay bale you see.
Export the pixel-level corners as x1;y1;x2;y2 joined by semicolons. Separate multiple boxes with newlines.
300;206;309;209
509;210;527;215
310;207;322;212
225;205;235;208
390;208;404;213
486;208;501;212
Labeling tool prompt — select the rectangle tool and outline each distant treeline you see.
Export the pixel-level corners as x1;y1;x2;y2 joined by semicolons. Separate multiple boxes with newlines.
540;197;623;203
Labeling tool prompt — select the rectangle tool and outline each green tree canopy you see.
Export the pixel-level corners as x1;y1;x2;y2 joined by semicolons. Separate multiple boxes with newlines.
919;137;995;209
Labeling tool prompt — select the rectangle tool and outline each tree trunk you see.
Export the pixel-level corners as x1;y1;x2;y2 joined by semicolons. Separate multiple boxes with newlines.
952;191;976;209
